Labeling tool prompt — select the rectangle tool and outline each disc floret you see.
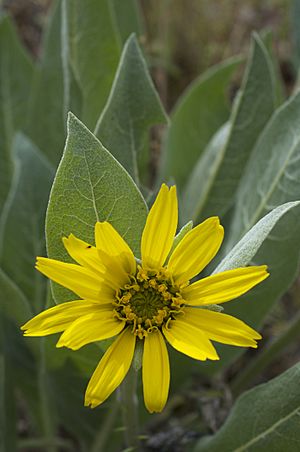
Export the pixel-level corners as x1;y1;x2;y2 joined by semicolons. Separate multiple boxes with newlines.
114;265;184;339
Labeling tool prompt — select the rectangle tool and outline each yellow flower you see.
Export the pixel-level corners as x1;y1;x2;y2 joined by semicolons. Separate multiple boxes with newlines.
21;184;269;413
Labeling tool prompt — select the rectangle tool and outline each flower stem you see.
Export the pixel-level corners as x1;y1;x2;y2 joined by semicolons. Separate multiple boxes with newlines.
119;367;140;450
231;308;300;397
38;339;57;452
91;396;119;452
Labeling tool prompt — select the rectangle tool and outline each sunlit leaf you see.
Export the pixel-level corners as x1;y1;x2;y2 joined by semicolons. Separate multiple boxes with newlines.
46;113;147;303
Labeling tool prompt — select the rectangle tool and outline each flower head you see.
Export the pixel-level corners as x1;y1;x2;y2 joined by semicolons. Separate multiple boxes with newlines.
21;184;269;413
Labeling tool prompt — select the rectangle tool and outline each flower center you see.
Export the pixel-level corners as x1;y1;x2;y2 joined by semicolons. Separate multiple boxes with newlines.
114;266;184;339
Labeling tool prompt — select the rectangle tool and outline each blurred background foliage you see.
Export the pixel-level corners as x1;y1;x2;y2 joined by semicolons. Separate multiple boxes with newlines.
2;0;295;107
1;0;300;451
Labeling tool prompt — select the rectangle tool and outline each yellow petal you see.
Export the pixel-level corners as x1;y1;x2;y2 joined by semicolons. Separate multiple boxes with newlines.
183;307;261;348
57;310;125;350
85;328;136;408
162;318;219;361
36;257;114;302
141;184;178;269
63;234;104;275
95;221;136;275
183;265;269;306
21;300;101;336
143;331;170;413
97;251;131;289
168;217;224;285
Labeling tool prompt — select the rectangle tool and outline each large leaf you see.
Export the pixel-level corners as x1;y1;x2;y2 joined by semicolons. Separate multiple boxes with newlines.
203;205;300;374
67;0;122;130
215;201;300;273
170;202;300;380
182;34;275;223
94;34;167;183
0;134;54;311
228;91;300;245
196;362;300;451
0;15;33;210
26;0;67;166
46;113;148;303
204;92;300;373
162;56;241;189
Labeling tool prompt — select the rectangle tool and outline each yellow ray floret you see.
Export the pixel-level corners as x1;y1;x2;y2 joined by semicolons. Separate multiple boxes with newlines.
167;216;224;284
22;183;270;414
182;266;269;306
141;184;178;269
142;330;170;413
85;328;136;408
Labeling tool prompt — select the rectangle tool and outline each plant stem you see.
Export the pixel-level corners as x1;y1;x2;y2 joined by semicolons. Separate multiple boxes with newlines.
119;367;140;451
91;396;119;452
38;339;57;452
231;309;300;397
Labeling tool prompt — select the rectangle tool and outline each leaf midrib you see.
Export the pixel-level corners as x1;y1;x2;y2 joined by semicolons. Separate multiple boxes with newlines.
241;131;300;239
233;405;300;451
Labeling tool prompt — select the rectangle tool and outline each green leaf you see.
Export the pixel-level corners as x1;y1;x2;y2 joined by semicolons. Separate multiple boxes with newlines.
228;91;300;246
221;93;300;342
215;201;300;273
162;56;241;189
183;34;275;223
94;34;167;183
46;113;148;303
218;91;300;360
110;0;144;44
196;362;300;452
181;122;230;224
291;0;300;69
0;15;34;210
169;220;193;255
260;29;285;107
26;0;67;166
67;0;122;129
0;133;54;311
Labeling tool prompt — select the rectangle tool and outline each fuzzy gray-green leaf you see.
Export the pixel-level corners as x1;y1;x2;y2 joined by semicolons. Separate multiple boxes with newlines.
196;362;300;452
67;0;121;129
229;91;300;245
205;91;300;373
185;34;275;222
46;113;148;303
215;201;300;273
95;34;167;183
